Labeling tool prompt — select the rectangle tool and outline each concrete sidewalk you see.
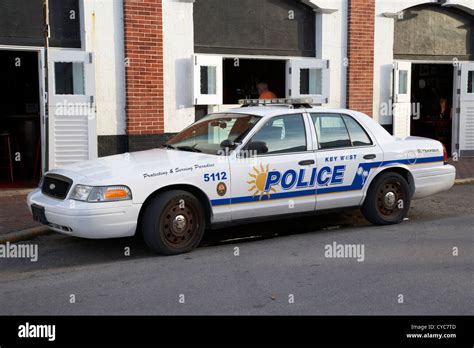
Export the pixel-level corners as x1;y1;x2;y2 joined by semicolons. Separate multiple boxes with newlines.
0;191;49;243
0;158;473;243
449;158;474;180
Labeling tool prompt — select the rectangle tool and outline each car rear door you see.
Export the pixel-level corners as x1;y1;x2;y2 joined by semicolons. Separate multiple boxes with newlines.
229;112;317;221
310;112;383;210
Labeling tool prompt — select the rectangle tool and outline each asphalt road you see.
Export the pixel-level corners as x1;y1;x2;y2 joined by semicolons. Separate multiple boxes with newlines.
1;185;473;315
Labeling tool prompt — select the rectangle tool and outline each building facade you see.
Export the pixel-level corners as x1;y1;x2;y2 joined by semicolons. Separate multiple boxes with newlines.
1;0;473;188
0;0;125;187
157;0;474;157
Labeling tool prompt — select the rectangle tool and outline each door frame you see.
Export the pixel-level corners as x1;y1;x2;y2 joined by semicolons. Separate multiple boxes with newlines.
394;59;458;153
0;45;46;176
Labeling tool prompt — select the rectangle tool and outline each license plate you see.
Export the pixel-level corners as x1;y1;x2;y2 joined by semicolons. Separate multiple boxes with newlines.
31;204;49;225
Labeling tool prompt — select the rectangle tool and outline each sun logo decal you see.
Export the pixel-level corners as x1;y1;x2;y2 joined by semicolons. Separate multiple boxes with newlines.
247;164;277;200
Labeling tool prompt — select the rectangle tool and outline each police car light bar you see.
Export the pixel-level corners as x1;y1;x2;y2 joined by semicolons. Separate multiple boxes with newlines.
238;97;314;107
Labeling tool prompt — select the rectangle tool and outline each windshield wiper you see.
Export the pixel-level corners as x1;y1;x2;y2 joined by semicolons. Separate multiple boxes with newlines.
176;145;202;153
162;144;176;150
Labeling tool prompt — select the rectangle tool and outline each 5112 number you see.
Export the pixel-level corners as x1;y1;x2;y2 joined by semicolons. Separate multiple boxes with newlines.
204;172;228;182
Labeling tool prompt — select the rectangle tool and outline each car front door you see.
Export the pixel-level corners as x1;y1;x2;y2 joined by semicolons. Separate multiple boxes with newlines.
310;113;383;210
229;112;317;221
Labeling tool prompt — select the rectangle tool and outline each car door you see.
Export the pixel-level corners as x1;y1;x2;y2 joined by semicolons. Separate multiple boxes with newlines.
229;112;317;221
310;113;383;210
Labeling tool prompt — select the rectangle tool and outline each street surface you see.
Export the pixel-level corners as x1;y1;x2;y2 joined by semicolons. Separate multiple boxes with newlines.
1;185;472;315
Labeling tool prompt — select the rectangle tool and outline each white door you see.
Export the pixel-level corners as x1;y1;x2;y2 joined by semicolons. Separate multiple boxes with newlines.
48;49;96;169
193;54;223;105
459;62;474;156
286;59;330;104
310;112;383;210
230;113;316;220
392;61;412;138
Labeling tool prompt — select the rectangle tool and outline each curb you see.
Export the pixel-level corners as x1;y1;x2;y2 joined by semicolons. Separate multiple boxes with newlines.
455;178;474;185
0;226;51;244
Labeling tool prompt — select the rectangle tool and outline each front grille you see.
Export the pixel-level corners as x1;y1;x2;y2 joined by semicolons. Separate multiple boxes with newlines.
41;174;73;200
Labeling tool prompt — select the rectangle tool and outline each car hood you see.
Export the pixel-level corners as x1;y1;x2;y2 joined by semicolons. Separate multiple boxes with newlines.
47;148;219;185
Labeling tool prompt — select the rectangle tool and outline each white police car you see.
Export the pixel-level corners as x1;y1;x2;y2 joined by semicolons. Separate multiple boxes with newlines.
28;98;456;255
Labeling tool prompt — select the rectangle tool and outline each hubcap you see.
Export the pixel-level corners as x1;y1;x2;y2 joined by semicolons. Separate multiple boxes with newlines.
160;199;199;248
172;215;187;234
384;191;396;208
376;180;405;218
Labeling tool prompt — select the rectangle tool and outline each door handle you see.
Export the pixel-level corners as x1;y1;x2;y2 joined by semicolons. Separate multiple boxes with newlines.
298;160;315;166
363;154;377;160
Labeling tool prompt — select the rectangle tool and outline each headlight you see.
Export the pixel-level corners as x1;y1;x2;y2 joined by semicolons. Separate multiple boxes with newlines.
70;185;132;202
71;185;93;201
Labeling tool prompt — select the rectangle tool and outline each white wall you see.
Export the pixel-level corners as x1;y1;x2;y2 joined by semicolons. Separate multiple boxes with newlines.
315;0;348;109
81;0;126;136
163;0;195;133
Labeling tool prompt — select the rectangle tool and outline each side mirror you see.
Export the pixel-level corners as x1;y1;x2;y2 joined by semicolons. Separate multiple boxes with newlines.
220;139;236;149
247;141;268;155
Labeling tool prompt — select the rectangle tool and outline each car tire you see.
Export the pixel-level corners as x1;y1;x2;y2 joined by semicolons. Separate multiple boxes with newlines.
361;172;411;225
142;190;206;255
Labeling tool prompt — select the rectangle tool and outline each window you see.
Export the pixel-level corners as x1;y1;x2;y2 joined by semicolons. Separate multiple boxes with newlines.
250;114;307;154
341;115;372;146
311;114;351;149
468;71;473;94
54;62;85;95
200;66;217;95
167;114;260;155
300;68;322;95
398;70;408;94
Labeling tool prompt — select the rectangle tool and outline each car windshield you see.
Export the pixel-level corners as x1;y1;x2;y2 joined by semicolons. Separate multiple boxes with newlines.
166;113;261;155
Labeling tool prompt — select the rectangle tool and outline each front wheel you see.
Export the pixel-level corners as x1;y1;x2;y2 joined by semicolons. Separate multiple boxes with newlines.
142;190;206;255
361;172;411;225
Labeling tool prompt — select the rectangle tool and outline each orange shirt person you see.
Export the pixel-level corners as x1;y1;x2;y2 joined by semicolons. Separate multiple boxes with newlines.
257;82;277;99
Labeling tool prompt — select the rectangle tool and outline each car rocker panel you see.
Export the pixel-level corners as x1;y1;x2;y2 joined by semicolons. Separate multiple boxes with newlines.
27;100;456;254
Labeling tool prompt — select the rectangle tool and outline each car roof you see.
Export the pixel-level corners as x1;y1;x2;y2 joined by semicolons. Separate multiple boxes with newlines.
211;105;395;145
215;106;356;118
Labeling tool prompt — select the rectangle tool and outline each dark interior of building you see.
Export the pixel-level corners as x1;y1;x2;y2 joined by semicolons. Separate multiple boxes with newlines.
0;50;41;188
223;58;286;104
411;63;454;154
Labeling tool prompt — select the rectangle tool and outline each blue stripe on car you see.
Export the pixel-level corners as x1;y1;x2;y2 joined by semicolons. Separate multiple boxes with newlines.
210;156;444;207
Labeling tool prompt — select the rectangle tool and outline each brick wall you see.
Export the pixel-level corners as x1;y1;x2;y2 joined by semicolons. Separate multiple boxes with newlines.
123;0;164;135
346;0;375;117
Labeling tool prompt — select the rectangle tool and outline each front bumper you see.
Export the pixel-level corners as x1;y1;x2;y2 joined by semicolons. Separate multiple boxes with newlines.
27;188;142;239
412;164;456;199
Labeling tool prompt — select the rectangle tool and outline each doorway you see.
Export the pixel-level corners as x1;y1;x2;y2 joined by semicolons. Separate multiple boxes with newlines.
410;63;454;154
223;58;286;104
0;50;42;188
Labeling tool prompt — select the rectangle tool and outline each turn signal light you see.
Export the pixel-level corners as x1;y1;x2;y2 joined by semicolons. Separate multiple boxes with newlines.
442;144;448;165
104;188;130;200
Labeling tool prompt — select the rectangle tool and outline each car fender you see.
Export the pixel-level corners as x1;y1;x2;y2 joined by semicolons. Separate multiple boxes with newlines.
360;163;415;205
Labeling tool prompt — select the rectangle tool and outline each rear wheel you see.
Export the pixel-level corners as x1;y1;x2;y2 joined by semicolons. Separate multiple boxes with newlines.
142;190;205;255
361;172;410;225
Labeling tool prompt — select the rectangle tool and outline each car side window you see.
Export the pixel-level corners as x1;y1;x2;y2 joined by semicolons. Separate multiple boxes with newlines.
341;115;373;146
311;113;351;149
250;114;307;155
